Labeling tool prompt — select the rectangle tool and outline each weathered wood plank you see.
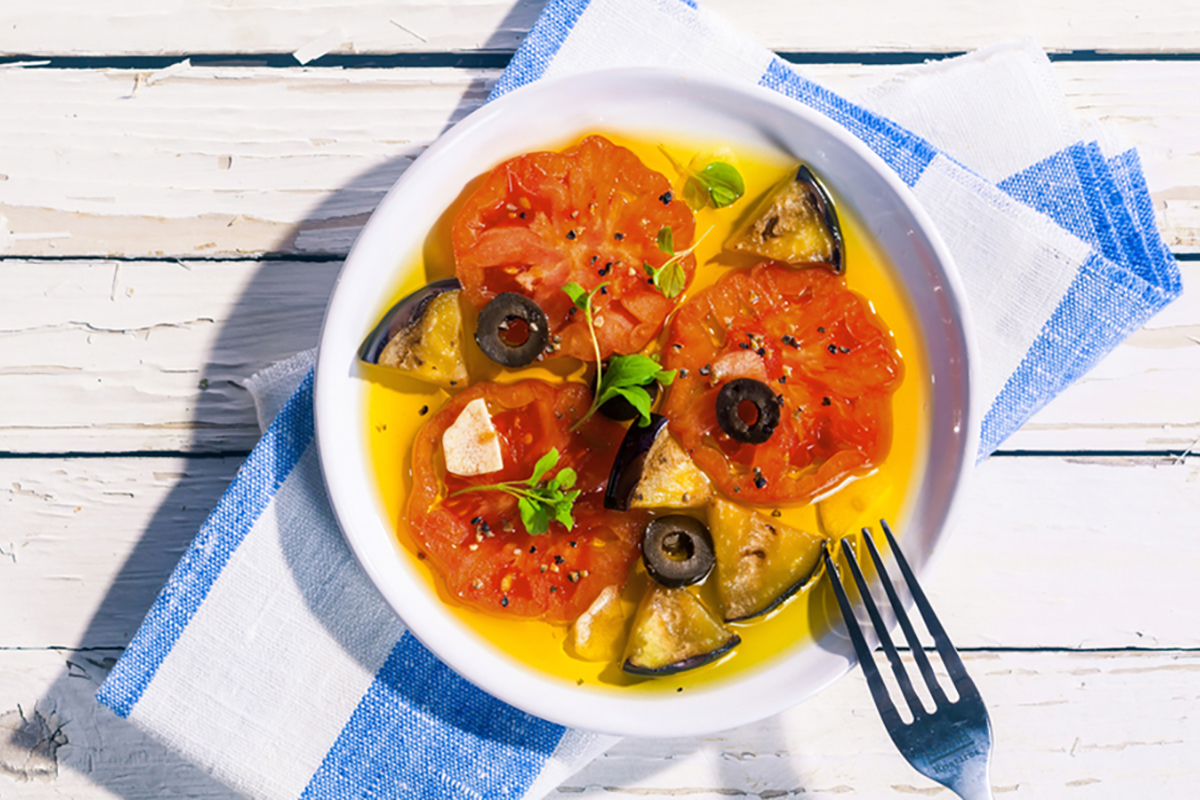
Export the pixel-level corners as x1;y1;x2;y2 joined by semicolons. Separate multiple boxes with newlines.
1;648;1196;798
3;455;1199;651
0;62;1196;258
3;257;1196;454
2;0;1199;57
0;259;338;453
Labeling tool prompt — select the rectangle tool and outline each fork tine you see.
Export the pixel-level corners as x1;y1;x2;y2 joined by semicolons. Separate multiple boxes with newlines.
879;520;972;689
861;525;949;707
839;538;928;721
821;541;902;730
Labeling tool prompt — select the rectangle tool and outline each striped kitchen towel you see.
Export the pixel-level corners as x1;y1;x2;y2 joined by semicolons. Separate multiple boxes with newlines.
96;1;1179;799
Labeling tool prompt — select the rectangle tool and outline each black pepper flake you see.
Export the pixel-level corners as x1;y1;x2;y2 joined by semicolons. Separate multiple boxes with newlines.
827;344;838;354
753;467;767;490
569;541;577;548
540;565;547;573
734;487;741;493
659;191;673;205
500;596;509;607
672;343;683;351
554;555;565;564
756;347;766;357
822;396;832;406
519;211;527;219
449;380;458;386
590;255;599;265
782;334;799;349
679;368;689;378
568;571;581;583
778;375;787;384
555;411;564;419
480;521;491;533
699;364;711;376
614;232;625;240
600;285;608;295
566;230;577;240
676;687;683;693
471;516;483;525
739;342;750;350
419;405;429;415
569;307;578;315
771;509;782;518
839;346;851;354
417;550;427;560
529;545;537;554
818;326;826;333
550;586;559;593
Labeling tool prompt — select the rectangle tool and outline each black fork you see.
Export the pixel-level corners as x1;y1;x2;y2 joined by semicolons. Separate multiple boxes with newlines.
822;520;994;800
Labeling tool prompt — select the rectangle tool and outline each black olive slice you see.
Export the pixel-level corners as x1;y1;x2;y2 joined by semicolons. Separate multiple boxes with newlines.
642;515;716;588
715;378;782;444
795;164;844;275
593;364;660;421
474;292;550;367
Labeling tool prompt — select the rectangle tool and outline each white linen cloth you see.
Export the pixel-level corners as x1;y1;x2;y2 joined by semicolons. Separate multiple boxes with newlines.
96;2;1178;798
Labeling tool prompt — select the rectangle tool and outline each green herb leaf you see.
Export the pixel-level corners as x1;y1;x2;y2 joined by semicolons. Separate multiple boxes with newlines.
609;385;654;425
696;161;745;208
656;226;675;255
563;281;589;311
529;448;559;485
656;261;688;299
448;447;579;535
604;353;671;388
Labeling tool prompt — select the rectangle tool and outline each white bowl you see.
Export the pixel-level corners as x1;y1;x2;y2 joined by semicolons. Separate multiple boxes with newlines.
315;68;978;737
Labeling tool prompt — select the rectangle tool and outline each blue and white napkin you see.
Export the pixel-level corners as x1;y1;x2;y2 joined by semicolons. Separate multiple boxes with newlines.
96;1;1179;798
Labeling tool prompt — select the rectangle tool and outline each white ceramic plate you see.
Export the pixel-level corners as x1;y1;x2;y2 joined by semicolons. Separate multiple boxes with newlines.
315;68;978;737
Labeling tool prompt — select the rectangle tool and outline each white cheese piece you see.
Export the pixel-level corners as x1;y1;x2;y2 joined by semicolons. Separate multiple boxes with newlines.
442;398;504;477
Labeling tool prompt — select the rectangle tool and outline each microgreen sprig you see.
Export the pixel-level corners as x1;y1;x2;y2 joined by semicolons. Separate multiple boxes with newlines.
449;448;580;535
659;147;746;210
562;281;677;429
643;224;713;299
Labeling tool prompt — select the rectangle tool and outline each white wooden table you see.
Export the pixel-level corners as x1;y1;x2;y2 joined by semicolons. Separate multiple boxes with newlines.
2;2;1198;797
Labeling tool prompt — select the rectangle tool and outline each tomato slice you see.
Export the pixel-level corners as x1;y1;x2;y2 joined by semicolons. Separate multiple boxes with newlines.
452;135;696;361
408;380;646;621
661;262;903;505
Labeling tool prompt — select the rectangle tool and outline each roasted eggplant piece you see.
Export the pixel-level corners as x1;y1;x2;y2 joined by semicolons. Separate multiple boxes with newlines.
359;278;470;388
568;585;628;662
622;585;740;676
604;416;713;511
642;516;715;588
727;164;843;273
708;497;826;622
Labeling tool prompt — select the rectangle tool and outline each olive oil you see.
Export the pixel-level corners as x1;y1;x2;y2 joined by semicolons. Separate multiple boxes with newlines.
363;132;930;693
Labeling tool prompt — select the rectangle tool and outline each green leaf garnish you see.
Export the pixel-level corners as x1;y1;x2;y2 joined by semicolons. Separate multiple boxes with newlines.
658;146;746;210
644;224;713;300
449;447;582;535
695;161;745;208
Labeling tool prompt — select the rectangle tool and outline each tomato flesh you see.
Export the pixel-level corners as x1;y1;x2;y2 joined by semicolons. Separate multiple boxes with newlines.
452;135;696;360
661;262;902;505
408;380;646;621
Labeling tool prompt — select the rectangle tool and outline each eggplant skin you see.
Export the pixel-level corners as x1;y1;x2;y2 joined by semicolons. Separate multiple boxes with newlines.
621;634;741;677
359;277;462;364
723;563;821;623
604;414;670;511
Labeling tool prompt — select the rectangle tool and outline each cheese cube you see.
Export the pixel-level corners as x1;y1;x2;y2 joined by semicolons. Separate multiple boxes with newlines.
442;398;504;476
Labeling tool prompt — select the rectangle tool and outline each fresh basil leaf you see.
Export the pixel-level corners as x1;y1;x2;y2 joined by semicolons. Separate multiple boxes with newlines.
518;496;548;535
529;448;559;485
657;260;688;299
604;354;668;389
656;226;674;255
609;385;653;426
553;497;577;529
553;467;577;492
655;368;677;386
698;162;745;208
562;282;589;311
682;176;709;211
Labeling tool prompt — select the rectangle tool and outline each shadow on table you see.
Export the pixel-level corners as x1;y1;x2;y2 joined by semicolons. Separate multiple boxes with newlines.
15;8;802;798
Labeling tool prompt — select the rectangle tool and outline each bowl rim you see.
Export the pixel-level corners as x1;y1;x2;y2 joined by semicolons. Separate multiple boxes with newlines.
314;66;980;737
